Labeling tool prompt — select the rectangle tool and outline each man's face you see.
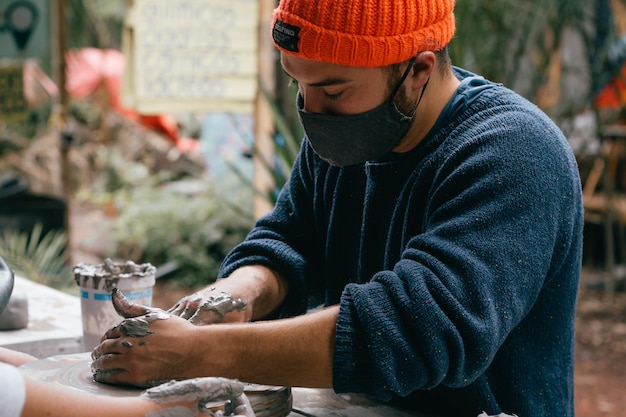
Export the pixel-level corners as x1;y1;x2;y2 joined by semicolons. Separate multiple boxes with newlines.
281;54;391;116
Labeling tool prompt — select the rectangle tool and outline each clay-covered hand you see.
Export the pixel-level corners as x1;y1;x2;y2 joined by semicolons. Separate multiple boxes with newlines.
141;377;256;417
168;287;249;325
91;288;199;387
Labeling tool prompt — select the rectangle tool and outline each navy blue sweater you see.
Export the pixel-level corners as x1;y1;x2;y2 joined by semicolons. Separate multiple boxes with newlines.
219;68;584;417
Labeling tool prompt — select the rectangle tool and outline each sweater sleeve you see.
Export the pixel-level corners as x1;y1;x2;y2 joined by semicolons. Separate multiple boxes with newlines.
0;362;26;417
218;140;322;316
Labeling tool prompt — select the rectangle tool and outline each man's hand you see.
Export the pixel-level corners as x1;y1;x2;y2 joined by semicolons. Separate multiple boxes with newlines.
168;266;289;325
168;288;249;325
92;287;338;389
91;288;199;387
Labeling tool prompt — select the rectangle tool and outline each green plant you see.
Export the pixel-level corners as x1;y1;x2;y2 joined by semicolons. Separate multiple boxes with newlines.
0;223;72;291
107;182;253;288
451;0;617;120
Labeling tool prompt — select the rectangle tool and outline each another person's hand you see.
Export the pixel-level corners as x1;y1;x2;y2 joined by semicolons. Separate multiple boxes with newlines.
21;368;256;417
140;377;256;417
0;346;37;366
168;287;249;325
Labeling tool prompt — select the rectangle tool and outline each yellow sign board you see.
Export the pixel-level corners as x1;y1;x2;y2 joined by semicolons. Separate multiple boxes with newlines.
122;0;259;114
0;61;27;121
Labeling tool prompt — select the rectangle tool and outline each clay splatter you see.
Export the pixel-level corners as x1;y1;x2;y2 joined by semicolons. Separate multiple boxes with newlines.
110;288;171;337
190;292;247;324
141;377;243;403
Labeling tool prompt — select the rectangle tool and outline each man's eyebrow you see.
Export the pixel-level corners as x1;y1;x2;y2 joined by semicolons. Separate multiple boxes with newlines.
281;68;351;87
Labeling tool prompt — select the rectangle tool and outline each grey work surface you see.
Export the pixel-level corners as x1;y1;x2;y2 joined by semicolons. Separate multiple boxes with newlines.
289;388;435;417
0;276;83;357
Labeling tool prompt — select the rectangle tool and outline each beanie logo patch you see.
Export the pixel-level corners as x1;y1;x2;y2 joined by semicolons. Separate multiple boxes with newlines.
273;19;300;53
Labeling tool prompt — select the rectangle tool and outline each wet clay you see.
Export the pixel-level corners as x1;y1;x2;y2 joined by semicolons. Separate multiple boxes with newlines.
141;377;244;414
141;377;243;403
111;288;171;337
74;258;156;293
118;311;170;337
192;292;247;322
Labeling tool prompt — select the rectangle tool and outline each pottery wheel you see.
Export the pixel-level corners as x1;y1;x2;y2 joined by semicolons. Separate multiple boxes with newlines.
19;352;292;417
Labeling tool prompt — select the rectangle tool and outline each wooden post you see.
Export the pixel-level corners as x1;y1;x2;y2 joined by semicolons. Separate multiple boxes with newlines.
253;0;277;219
52;0;72;264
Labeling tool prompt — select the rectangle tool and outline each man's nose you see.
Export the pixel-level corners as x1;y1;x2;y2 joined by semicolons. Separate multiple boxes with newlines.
299;87;326;114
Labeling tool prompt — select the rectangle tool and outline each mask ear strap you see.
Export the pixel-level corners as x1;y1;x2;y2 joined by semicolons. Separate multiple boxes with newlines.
416;76;430;108
391;56;417;98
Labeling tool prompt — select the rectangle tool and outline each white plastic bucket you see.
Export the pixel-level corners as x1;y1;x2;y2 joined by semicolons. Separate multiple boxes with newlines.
74;259;156;351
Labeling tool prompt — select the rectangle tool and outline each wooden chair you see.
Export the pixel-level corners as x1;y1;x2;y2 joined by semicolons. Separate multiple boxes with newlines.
582;125;626;301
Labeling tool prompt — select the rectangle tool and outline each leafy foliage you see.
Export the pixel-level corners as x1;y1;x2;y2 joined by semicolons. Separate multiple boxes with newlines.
0;224;72;291
106;182;253;288
451;0;617;116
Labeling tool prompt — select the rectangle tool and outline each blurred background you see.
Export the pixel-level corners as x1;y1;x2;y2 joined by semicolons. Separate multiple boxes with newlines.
0;1;625;415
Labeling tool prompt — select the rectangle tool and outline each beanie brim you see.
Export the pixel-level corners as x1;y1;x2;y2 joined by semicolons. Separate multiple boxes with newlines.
272;9;455;68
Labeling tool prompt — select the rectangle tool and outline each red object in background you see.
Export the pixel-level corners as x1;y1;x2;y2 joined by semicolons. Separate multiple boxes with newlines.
595;65;626;108
65;48;186;148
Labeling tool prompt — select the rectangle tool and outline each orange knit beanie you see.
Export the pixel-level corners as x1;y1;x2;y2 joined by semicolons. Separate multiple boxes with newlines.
272;0;456;68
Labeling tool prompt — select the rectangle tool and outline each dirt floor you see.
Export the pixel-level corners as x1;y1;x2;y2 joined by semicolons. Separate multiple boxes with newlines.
70;201;626;417
574;270;626;417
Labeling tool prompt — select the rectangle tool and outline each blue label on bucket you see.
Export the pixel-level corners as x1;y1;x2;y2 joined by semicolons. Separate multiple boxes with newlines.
94;293;111;301
85;289;153;301
125;289;153;300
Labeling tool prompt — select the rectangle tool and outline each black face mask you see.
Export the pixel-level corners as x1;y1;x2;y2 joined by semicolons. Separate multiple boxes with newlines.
297;58;423;167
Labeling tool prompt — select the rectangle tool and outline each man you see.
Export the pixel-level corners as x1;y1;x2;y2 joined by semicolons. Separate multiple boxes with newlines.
93;0;584;416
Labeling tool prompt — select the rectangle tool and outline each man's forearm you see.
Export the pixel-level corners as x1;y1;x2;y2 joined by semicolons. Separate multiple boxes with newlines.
220;265;289;320
192;305;339;388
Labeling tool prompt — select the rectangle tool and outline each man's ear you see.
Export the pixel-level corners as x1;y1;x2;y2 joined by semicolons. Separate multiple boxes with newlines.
411;51;435;85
